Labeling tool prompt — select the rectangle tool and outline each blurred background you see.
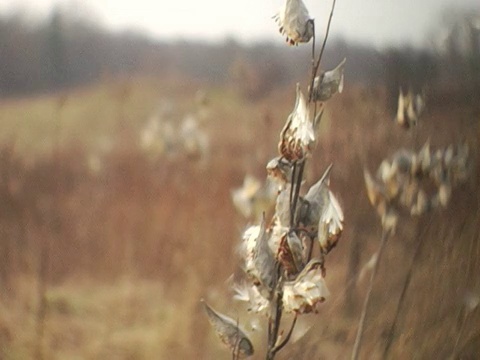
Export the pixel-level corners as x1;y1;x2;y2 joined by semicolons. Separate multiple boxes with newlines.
0;0;479;359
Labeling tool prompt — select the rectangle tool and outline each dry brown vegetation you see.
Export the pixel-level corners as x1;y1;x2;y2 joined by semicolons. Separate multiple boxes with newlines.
0;76;478;359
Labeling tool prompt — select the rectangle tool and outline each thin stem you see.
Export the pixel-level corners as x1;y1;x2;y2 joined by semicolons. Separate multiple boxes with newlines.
292;161;305;225
233;318;241;360
351;228;390;360
266;289;284;360
272;314;298;354
450;311;468;360
310;19;316;82
288;160;306;228
382;224;425;358
309;0;337;102
266;263;283;360
289;162;298;227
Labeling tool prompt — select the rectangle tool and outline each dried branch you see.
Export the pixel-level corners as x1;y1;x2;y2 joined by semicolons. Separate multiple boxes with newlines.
351;228;390;360
309;0;337;102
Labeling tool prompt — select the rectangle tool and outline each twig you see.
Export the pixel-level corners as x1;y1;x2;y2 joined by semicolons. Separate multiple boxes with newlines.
267;289;284;360
272;314;298;354
382;218;429;358
450;311;468;360
351;228;390;360
309;0;337;102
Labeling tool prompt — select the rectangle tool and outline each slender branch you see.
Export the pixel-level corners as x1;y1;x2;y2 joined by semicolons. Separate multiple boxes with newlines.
451;311;469;360
266;289;284;360
292;160;305;226
309;0;337;102
382;221;426;358
272;314;298;354
351;228;390;360
289;162;299;227
233;317;241;360
266;263;284;360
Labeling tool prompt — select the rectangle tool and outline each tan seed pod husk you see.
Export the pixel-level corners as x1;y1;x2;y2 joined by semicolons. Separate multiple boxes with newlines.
202;300;254;358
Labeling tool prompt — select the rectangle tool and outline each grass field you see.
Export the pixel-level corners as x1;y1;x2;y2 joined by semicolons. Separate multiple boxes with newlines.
0;76;478;359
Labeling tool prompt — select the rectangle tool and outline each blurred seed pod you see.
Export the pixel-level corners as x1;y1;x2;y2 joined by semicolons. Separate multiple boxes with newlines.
395;89;425;129
451;143;469;183
283;259;330;314
231;175;262;218
273;0;314;46
201;300;254;358
364;169;388;215
395;89;408;128
409;189;430;216
437;181;452;207
364;169;398;234
382;207;399;235
310;58;347;102
406;95;418;127
232;175;277;221
418;141;432;174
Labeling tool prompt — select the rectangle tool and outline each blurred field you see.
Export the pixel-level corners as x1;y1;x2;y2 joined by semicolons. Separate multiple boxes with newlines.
0;76;478;359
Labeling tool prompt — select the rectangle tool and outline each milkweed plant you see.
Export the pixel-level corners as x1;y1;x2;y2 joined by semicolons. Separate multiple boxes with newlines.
351;87;470;359
202;0;346;358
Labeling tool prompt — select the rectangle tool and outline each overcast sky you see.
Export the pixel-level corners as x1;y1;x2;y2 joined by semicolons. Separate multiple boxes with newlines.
1;0;478;48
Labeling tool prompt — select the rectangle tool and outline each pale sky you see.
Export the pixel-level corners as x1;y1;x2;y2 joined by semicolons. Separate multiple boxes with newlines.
1;0;478;48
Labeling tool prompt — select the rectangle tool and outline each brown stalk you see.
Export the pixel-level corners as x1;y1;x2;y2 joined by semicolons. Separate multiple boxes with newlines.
309;0;337;103
382;217;431;358
351;228;390;360
35;96;65;360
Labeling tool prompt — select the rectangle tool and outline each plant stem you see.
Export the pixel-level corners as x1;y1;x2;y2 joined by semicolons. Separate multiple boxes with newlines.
382;223;425;358
266;288;284;360
351;228;390;360
309;0;337;102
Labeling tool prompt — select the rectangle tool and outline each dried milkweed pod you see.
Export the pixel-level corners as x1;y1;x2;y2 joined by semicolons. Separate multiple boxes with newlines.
376;159;402;199
250;217;276;297
418;141;432;174
394;89;425;129
364;169;388;213
437;181;452;207
410;188;430;216
300;165;344;252
406;93;418;127
317;189;344;254
241;225;262;277
232;175;277;221
273;0;314;46
451;143;469;183
277;231;305;277
395;88;408;128
274;184;307;228
283;259;330;314
364;169;398;234
279;84;316;161
311;58;347;102
266;156;293;190
202;300;254;358
301;164;332;227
